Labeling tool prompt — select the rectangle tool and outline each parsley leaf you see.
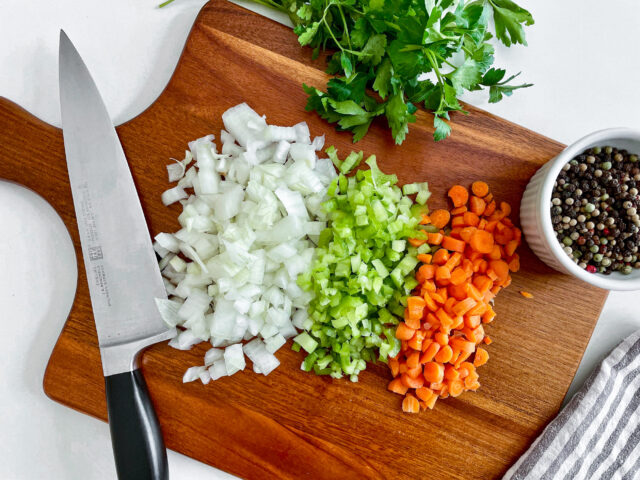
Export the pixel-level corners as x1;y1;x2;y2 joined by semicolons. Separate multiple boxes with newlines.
254;0;534;143
489;0;535;47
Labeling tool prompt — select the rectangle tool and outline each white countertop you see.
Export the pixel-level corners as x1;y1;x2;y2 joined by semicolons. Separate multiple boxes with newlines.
1;1;638;478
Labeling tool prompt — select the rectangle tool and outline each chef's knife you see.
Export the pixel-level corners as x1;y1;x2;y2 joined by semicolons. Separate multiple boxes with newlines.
58;30;174;480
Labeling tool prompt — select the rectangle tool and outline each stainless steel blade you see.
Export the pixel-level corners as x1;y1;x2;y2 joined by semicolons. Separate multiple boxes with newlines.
59;31;173;376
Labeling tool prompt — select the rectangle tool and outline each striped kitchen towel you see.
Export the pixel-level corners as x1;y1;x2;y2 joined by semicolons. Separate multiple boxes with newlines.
504;328;640;480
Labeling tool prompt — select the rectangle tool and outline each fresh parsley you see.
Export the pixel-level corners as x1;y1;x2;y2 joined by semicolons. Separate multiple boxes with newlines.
249;0;534;143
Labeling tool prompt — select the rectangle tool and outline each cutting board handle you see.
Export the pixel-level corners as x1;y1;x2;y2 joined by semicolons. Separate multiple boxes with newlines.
105;369;169;480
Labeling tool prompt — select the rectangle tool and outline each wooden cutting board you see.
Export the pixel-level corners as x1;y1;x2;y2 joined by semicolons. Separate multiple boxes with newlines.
0;1;608;478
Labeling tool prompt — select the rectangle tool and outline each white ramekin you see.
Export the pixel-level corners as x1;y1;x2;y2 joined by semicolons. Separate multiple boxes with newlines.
520;128;640;291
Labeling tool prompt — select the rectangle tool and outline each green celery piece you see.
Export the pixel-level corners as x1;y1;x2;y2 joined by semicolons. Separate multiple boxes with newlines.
294;332;319;353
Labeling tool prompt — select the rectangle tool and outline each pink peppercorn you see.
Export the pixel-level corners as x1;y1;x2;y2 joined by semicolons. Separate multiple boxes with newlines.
586;265;597;273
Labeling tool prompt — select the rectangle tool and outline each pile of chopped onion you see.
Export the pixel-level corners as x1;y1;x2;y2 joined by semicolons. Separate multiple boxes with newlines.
154;103;334;383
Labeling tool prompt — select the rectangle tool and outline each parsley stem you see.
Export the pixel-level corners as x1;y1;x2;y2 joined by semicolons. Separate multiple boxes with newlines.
336;4;353;51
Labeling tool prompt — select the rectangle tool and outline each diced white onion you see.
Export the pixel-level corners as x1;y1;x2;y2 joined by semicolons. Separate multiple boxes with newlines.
156;103;331;382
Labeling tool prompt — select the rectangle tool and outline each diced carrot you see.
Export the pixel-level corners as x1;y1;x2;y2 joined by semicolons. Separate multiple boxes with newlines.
435;308;453;329
408;237;427;247
450;267;468;286
450;337;476;354
470;196;486;216
485;220;498;233
500;201;511;216
416;264;435;284
494;226;514;245
402;394;420;413
406;365;423;379
473;275;493;293
448;379;465;397
453;297;477;316
420;342;440;363
399;363;408;375
463;211;480;227
469;230;494;254
436;287;448;303
423;362;445;383
471;181;489;197
389;356;400;377
465;315;482;329
508;254;520;272
423;293;438;312
415;387;434;402
449;228;463;240
461;259;474;276
396;322;416;340
430;292;445;305
434;345;453;363
477;218;488;230
451;206;468;215
389;378;409;395
474;347;489;367
421;338;434;353
466;283;483;302
407;296;426;319
451;216;466;228
448;282;468;301
404;311;421;330
454;351;472;368
484;193;494;203
406;351;421;369
484;336;493;345
401;372;424;389
459;226;477;243
484;200;496;216
467;301;488;316
488;244;502;260
486;268;499;282
435;266;451;284
420;214;431;225
427;232;444;245
448;185;469;208
443;296;457;316
520;290;534;299
430;209;451;229
489;260;510;283
505;239;519;257
513;228;522;242
444;364;460;381
417;253;433;264
442;236;466;253
444;252;463;270
434;332;449;346
425;392;438;409
432;249;449;265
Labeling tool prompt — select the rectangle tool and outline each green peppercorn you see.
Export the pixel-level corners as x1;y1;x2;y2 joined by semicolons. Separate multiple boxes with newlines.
605;146;613;154
592;146;602;154
593;253;603;262
590;245;600;253
601;238;609;245
602;258;612;267
562;237;573;246
631;154;638;162
601;161;612;170
622;265;633;275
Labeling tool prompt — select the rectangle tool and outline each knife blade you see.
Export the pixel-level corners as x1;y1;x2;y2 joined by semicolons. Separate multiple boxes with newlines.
59;30;172;480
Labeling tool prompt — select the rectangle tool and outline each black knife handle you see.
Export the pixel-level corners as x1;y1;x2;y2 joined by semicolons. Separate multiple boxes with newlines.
105;369;168;480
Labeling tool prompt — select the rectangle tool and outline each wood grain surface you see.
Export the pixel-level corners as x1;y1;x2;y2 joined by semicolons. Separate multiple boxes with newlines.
0;1;608;478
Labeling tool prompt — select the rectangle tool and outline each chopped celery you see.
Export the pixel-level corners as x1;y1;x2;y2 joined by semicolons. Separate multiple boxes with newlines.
297;148;429;380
